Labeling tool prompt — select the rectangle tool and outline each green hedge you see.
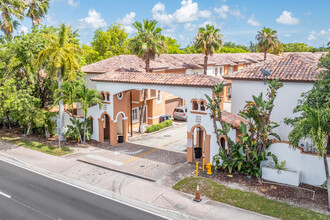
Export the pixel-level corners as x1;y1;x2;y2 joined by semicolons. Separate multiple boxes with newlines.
146;120;173;133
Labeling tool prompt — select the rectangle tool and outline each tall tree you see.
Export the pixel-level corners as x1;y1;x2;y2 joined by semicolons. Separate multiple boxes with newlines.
37;24;82;138
76;84;102;144
26;0;49;27
55;80;83;143
0;0;26;41
129;19;167;133
88;23;130;62
194;24;223;75
256;27;279;60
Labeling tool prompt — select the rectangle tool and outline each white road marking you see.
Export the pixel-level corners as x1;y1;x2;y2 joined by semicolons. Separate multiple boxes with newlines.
114;149;143;155
0;157;174;220
0;191;11;198
86;155;123;166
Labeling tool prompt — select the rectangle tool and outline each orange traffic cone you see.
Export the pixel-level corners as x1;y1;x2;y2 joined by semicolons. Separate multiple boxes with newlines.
193;185;202;202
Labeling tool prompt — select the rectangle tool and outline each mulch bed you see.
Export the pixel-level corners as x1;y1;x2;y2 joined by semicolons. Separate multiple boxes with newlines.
213;170;329;212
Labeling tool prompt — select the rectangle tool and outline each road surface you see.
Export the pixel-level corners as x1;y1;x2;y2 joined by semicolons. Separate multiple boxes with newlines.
0;160;167;220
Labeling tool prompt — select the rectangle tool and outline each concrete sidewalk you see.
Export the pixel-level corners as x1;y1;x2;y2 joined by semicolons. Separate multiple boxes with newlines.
0;143;275;220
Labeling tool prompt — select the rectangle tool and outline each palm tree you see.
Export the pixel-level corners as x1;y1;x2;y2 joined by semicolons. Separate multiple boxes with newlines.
0;0;26;41
288;105;330;182
77;84;102;144
55;80;83;143
26;0;49;27
194;24;223;75
129;19;167;133
37;24;82;138
256;27;279;60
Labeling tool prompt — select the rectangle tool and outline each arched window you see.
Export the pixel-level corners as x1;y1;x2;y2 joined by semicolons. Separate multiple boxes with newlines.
101;92;105;100
220;137;226;150
106;92;110;101
200;100;206;111
192;101;198;110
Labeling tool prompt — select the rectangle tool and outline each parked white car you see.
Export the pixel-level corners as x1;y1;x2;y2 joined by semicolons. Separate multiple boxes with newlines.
173;106;187;121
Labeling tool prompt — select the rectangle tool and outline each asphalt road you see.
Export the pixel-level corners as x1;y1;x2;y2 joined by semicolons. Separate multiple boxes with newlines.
0;160;167;220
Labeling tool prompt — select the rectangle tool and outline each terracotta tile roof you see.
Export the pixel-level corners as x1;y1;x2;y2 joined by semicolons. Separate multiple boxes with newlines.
82;53;279;74
223;53;326;82
220;111;248;129
91;72;229;88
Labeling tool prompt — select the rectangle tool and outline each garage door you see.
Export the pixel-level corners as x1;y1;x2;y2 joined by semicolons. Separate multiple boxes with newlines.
165;98;182;115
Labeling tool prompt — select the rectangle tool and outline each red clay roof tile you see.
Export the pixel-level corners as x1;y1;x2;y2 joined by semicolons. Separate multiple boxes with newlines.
223;53;326;82
91;72;229;88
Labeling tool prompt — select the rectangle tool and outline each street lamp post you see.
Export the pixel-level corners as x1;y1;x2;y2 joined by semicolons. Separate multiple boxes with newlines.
57;119;61;153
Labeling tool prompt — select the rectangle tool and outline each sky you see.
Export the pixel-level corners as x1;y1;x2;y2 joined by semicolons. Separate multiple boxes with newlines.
18;0;330;48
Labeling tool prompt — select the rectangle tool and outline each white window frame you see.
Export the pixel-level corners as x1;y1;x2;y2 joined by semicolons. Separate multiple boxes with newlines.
229;67;233;73
132;107;139;123
117;92;124;100
157;90;162;104
219;66;224;76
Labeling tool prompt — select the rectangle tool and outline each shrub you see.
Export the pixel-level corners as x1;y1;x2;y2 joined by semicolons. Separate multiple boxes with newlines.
146;120;173;133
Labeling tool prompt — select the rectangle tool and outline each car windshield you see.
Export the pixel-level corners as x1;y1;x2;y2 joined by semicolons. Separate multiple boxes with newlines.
175;109;184;113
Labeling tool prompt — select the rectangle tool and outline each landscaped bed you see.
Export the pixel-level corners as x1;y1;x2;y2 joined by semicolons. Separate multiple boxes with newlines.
173;176;329;220
0;128;81;156
146;119;173;133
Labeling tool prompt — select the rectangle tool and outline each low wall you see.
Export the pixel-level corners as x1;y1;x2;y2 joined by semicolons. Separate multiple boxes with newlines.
263;142;330;186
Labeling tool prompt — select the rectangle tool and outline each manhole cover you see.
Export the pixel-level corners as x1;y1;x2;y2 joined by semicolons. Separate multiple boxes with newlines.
140;165;145;168
164;135;171;137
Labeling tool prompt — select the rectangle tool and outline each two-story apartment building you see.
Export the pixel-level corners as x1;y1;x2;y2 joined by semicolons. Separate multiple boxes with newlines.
79;53;278;131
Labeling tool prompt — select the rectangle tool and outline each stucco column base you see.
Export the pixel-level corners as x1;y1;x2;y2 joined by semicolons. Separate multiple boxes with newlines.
187;147;193;162
110;120;117;146
205;134;211;164
98;118;104;143
123;119;128;142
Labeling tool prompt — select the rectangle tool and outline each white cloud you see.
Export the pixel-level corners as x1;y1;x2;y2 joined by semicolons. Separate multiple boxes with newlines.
276;11;299;25
247;14;260;26
214;5;229;19
117;12;136;25
283;33;292;38
78;9;107;29
20;25;28;34
307;29;330;41
68;0;79;7
184;22;197;32
229;8;244;19
152;0;210;25
116;12;136;34
199;10;212;18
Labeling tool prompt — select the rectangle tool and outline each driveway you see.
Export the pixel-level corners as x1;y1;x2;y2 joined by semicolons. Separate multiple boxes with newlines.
64;122;188;181
128;121;187;153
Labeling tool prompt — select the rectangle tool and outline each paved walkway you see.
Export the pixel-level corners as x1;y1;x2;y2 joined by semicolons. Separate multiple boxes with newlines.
0;140;275;220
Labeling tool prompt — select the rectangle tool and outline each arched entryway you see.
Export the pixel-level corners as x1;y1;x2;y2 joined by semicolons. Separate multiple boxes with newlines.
193;126;205;158
115;112;128;143
98;112;111;143
187;124;211;163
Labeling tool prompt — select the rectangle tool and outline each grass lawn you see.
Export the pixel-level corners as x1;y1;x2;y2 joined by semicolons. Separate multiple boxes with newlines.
1;135;72;156
173;177;328;220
